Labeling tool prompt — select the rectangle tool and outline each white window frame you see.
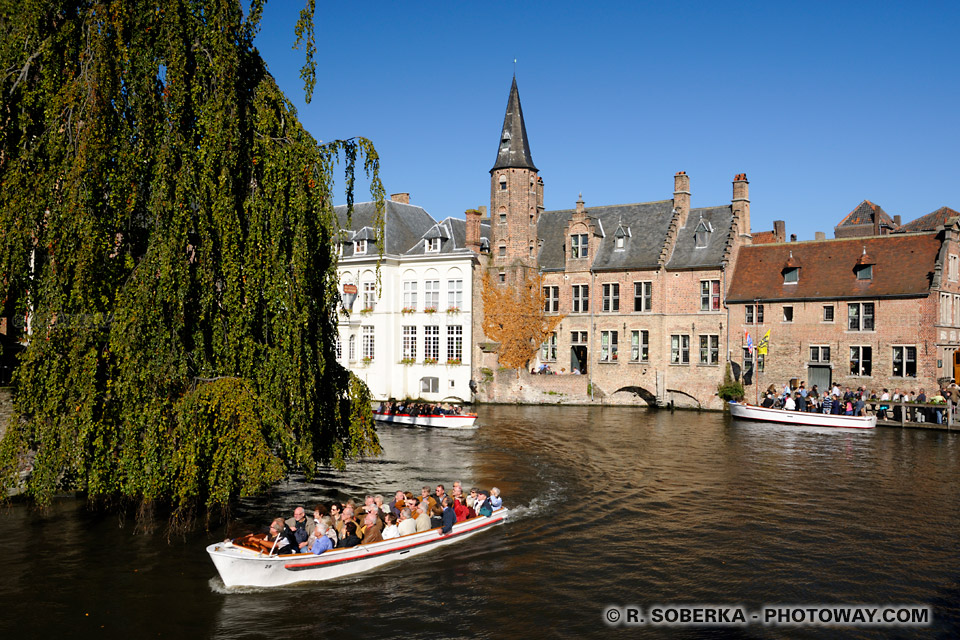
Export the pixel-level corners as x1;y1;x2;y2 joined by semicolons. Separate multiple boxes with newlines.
700;280;720;312
849;345;872;377
541;332;558;361
447;325;463;362
424;325;440;361
572;284;589;313
699;334;719;365
634;281;652;312
402;326;417;361
848;302;875;331
892;345;917;378
671;334;690;364
361;325;375;361
602;283;620;312
809;345;831;362
447;279;463;311
402;281;417;311
354;239;367;255
425;237;440;253
424;280;440;312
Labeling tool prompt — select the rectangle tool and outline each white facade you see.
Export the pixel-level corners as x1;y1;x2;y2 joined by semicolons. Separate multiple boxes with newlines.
337;252;477;402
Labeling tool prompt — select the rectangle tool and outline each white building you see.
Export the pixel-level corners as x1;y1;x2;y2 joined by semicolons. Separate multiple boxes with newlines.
335;194;489;403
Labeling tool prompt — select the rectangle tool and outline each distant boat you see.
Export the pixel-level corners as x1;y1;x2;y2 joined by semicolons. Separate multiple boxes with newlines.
729;402;876;429
207;508;508;587
373;410;478;429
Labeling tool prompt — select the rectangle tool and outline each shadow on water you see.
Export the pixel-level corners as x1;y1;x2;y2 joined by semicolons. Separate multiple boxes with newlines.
1;405;958;638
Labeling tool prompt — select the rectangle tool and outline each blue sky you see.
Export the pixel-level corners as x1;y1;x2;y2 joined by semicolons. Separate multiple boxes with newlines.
254;1;959;240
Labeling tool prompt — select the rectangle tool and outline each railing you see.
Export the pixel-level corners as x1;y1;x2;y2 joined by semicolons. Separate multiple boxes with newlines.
862;401;957;428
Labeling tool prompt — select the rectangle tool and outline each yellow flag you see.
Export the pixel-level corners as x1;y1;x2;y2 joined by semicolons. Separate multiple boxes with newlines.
757;330;770;355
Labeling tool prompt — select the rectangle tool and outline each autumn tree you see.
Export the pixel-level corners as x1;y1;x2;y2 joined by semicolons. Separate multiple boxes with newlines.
0;0;382;522
480;270;563;372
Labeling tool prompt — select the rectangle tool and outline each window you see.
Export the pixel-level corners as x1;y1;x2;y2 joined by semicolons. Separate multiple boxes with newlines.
572;284;589;313
335;335;341;360
848;302;875;331
955;294;960;326
499;212;506;224
571;331;588;344
403;281;417;311
742;347;754;379
571;234;589;259
783;267;799;283
671;334;690;364
402;326;417;360
498;244;506;257
424;280;439;311
783;306;793;322
602;283;620;312
634;282;652;312
855;264;872;280
700;280;720;311
615;236;624;249
699;335;719;365
362;282;376;311
601;331;619;361
425;237;440;252
447;279;462;310
941;293;952;325
695;228;708;248
950;254;958;282
823;305;834;322
354;239;367;255
543;286;559;312
362;325;375;361
541;332;557;361
424;326;439;361
498;271;505;283
348;335;356;361
745;304;764;324
809;345;831;362
892;346;917;377
447;325;463;362
499;175;507;191
421;377;439;393
631;330;649;362
850;346;872;376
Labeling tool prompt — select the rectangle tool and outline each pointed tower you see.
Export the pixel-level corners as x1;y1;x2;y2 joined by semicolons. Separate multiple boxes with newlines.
490;77;542;273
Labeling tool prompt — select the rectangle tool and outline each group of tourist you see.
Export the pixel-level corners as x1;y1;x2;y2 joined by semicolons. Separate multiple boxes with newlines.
761;380;958;423
250;482;503;556
377;401;464;416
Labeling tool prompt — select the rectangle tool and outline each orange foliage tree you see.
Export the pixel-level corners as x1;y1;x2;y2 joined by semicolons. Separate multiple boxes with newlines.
481;270;564;371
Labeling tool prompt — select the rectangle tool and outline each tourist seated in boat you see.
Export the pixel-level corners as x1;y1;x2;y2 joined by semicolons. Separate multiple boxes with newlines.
414;502;432;532
329;502;343;537
441;496;456;534
338;522;361;548
382;514;400;540
454;495;470;522
475;490;493;517
310;522;335;555
434;484;448;508
398;508;417;536
339;506;358;539
489;487;502;509
420;486;441;516
466;487;478;509
361;513;383;544
285;506;312;553
259;517;299;555
389;490;407;518
760;393;775;408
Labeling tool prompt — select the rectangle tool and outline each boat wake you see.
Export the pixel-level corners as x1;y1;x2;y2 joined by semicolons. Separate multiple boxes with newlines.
209;576;272;594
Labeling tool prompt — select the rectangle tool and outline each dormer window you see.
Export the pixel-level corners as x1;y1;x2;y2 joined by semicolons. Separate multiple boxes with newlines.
783;267;799;283
571;234;589;259
695;218;713;248
613;224;630;252
425;238;440;253
616;236;624;249
354;239;367;255
856;264;872;280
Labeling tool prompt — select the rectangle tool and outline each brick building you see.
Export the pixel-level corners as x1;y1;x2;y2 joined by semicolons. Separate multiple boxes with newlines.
468;78;753;409
726;222;960;397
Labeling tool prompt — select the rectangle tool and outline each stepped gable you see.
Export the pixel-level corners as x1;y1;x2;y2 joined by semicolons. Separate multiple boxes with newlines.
404;217;491;256
666;205;735;270
537;200;675;271
335;200;437;256
897;206;960;233
726;233;941;303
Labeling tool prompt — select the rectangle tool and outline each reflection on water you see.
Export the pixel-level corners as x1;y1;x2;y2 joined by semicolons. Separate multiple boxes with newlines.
1;406;959;638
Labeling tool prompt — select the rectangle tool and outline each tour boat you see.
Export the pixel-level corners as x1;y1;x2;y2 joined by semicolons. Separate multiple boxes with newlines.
207;508;508;588
729;402;877;429
373;410;478;429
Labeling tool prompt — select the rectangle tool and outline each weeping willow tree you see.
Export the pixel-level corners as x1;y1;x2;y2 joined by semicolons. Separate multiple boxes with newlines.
0;0;383;522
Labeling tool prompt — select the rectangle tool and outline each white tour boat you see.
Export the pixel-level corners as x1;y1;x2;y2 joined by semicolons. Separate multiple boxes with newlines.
729;402;876;429
373;410;478;429
207;507;508;587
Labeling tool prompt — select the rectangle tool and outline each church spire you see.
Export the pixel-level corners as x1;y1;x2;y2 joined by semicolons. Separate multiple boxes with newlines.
491;76;537;173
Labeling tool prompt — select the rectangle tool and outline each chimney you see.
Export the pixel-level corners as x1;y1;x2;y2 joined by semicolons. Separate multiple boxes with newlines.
773;220;786;243
390;193;410;204
732;173;751;237
673;171;690;228
790;234;797;242
815;231;826;241
894;214;901;226
465;208;482;253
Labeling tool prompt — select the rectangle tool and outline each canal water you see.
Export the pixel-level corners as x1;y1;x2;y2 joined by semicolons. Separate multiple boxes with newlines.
1;406;959;638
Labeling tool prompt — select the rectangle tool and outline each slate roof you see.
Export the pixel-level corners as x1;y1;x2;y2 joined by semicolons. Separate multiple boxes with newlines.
836;200;896;229
666;206;735;270
404;217;490;257
491;77;537;173
335;200;436;257
896;206;960;233
726;233;941;303
538;200;676;271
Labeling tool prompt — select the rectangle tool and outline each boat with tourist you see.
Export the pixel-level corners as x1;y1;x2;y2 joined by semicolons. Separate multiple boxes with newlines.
207;507;508;587
729;402;877;429
373;409;478;429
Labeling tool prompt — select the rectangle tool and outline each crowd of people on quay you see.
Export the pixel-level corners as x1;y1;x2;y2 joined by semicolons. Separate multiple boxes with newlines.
245;482;503;556
758;380;959;423
377;400;464;416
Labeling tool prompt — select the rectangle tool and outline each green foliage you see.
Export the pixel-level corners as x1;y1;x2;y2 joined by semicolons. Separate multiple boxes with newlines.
717;364;745;401
0;0;381;513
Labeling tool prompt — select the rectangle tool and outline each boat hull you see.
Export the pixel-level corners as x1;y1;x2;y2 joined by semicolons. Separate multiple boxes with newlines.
373;411;477;429
208;508;508;588
729;402;876;429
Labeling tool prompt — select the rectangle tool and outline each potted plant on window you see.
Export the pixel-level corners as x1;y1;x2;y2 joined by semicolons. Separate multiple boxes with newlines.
360;306;374;315
401;307;415;314
361;356;373;366
424;306;437;314
446;357;461;366
423;357;438;365
446;306;460;314
399;358;415;365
